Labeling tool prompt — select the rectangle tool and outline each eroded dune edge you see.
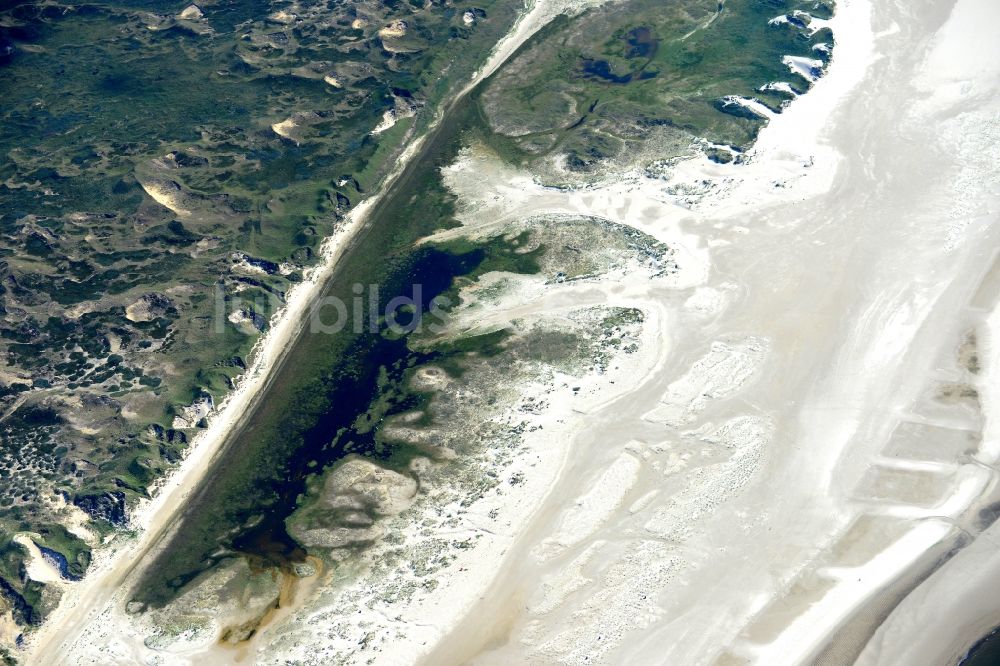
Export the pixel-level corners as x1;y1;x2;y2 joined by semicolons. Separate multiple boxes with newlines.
28;0;1000;663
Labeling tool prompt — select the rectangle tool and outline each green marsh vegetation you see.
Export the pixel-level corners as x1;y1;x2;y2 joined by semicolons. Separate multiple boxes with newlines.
127;88;536;608
479;0;834;178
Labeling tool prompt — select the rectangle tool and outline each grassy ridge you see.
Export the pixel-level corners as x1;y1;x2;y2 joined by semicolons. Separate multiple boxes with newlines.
480;0;834;174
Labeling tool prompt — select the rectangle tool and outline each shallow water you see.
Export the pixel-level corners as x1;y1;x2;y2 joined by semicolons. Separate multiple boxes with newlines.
962;628;1000;666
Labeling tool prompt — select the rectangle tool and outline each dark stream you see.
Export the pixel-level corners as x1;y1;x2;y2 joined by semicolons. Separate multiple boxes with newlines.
963;627;1000;666
228;246;484;566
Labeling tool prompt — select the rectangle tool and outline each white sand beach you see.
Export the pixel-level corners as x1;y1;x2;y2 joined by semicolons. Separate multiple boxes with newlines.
414;0;1000;663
